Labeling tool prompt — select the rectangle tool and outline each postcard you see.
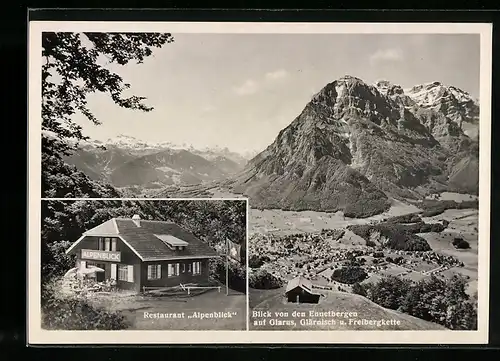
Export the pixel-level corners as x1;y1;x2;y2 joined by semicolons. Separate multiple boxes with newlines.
28;19;492;344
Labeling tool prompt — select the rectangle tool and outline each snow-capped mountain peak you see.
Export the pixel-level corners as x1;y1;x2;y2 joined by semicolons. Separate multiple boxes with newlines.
100;135;187;150
404;81;479;139
405;81;476;107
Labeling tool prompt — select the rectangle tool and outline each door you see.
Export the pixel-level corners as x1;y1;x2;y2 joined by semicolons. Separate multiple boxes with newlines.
96;263;105;282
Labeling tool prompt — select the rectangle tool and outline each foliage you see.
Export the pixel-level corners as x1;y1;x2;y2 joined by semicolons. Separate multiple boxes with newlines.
452;237;470;249
351;282;367;297
210;258;246;294
397;221;445;234
41;277;129;330
392;256;404;265
384;213;422;224
420;200;478;217
348;224;431;251
331;265;368;284
249;269;284;289
249;254;271;268
41;240;76;281
42;32;174;158
360;274;477;330
343;196;392;218
363;276;412;310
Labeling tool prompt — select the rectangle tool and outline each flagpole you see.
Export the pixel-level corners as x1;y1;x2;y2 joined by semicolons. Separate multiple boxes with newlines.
226;239;229;296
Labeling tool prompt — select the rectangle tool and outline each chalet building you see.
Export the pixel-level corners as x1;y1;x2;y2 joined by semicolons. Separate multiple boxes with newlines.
65;215;219;293
285;276;321;304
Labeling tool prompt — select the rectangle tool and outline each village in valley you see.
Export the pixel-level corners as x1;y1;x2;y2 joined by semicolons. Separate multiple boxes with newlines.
248;192;479;325
250;230;468;292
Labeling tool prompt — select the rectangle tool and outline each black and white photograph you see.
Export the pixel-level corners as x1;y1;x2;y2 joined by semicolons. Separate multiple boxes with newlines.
29;21;491;344
40;198;247;331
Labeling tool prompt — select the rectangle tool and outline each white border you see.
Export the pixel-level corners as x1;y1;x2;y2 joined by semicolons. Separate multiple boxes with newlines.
28;21;492;345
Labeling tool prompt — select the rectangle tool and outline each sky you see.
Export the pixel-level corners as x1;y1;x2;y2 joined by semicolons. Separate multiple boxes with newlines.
72;33;480;154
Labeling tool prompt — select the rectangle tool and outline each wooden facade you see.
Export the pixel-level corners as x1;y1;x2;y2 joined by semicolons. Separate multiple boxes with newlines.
68;217;217;293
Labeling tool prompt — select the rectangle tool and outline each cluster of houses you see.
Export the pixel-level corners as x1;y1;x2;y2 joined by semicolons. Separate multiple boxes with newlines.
251;227;465;293
419;251;463;267
384;249;462;267
250;232;358;281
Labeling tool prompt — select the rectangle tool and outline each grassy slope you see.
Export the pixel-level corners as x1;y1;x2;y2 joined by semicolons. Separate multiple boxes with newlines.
250;287;446;330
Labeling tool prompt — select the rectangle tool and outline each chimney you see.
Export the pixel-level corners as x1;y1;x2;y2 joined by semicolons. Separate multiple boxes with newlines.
132;214;141;227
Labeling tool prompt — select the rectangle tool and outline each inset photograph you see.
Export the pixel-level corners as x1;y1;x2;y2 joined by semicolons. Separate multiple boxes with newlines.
40;198;247;330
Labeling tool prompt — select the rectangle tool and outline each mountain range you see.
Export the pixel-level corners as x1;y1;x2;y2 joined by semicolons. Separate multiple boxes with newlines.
63;135;256;193
57;75;480;216
227;76;479;217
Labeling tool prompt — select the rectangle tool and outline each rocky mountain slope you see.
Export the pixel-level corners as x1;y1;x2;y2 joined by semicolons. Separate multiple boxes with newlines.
229;76;479;216
64;136;248;190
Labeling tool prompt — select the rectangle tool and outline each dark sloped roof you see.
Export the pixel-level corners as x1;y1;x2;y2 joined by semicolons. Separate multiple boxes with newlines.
77;217;219;261
285;276;320;295
116;218;219;261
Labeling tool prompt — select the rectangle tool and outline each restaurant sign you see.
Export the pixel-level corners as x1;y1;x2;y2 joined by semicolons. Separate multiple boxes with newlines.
81;249;121;262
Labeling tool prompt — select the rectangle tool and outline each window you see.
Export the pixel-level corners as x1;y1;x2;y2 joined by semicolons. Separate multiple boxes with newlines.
147;264;162;280
118;264;134;282
193;261;201;275
118;265;127;281
87;261;105;269
99;237;117;251
182;263;185;273
111;264;117;280
167;263;180;277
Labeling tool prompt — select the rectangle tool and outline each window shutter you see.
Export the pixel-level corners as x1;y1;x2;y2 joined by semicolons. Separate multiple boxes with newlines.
157;265;162;278
127;265;134;282
175;263;180;276
111;239;117;251
111;264;117;280
147;265;152;280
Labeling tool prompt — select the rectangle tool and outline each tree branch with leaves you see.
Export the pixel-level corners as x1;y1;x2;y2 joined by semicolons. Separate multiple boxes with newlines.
41;32;174;157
